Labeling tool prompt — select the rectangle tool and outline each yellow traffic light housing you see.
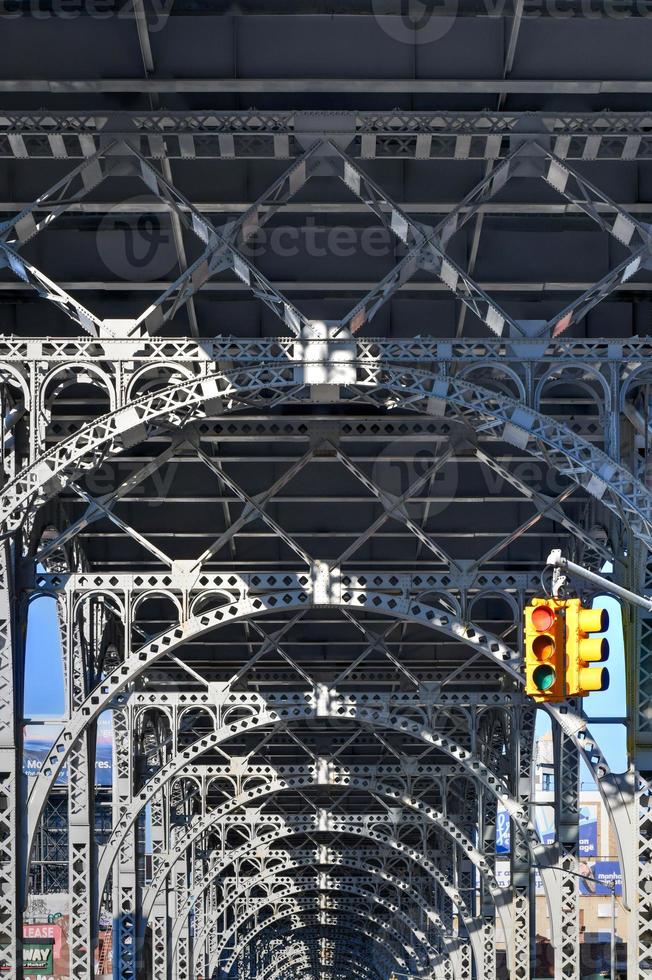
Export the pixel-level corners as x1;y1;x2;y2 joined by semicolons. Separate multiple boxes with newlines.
565;598;609;696
524;598;566;702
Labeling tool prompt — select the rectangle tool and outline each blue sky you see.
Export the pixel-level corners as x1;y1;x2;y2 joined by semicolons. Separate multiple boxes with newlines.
24;591;65;718
582;595;627;774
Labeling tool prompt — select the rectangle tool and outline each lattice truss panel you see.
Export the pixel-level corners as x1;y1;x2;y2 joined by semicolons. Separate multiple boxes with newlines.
0;130;648;980
1;131;651;342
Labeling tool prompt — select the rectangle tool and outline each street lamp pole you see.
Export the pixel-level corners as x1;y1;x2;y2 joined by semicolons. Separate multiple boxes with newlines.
610;878;616;980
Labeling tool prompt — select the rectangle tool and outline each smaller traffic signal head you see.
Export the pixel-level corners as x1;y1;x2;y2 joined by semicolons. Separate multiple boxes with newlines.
524;599;566;702
565;599;610;696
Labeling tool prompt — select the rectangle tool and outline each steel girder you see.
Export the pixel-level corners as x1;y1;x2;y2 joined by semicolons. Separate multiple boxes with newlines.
213;894;444;976
176;839;469;960
2;110;652;162
257;950;386;980
230;914;420;977
254;939;399;980
217;905;446;980
255;925;413;970
1;360;646;548
101;725;539;895
171;836;472;955
1;51;649;980
19;596;628;972
208;879;442;972
0;541;23;974
148;778;524;971
164;817;483;954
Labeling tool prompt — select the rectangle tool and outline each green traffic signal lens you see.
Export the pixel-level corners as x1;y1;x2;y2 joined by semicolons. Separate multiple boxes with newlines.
533;664;556;691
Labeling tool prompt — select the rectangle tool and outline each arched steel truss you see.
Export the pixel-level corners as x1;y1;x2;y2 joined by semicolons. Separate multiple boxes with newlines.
190;863;460;976
213;885;445;972
178;833;476;967
0;321;648;978
238;915;420;977
254;942;398;980
216;903;453;980
218;876;438;967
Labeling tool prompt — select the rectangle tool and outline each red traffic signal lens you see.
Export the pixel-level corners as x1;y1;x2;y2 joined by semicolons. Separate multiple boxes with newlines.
530;605;555;632
533;664;556;691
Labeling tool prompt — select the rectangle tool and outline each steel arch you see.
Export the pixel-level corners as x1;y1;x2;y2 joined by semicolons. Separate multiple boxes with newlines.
213;889;445;976
243;915;419;975
188;860;456;969
163;780;510;951
164;823;489;974
28;590;630;905
2;359;651;551
242;923;409;977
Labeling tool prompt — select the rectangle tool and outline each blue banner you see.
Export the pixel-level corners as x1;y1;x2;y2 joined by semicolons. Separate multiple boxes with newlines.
578;805;598;857
579;860;622;896
495;807;510;854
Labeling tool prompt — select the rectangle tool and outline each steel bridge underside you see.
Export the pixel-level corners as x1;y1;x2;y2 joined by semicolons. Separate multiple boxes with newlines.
0;7;651;980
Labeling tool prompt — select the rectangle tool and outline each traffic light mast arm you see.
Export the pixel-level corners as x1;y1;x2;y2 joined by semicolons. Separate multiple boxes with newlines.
546;549;652;613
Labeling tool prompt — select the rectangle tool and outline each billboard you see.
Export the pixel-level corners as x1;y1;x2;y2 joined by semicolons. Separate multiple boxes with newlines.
578;860;622;896
19;900;70;980
23;932;55;976
495;802;598;856
23;712;113;786
495;860;546;895
578;805;598;857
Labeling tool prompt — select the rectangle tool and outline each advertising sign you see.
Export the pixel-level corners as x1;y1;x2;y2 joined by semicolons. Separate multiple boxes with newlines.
496;802;598;856
23;936;54;974
578;860;622;896
19;895;70;980
23;712;113;786
19;892;113;978
538;804;598;856
578;804;598;857
494;860;546;895
495;807;510;854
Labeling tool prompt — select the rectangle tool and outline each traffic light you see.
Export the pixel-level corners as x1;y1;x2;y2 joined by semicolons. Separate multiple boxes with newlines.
565;598;610;696
524;598;566;702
